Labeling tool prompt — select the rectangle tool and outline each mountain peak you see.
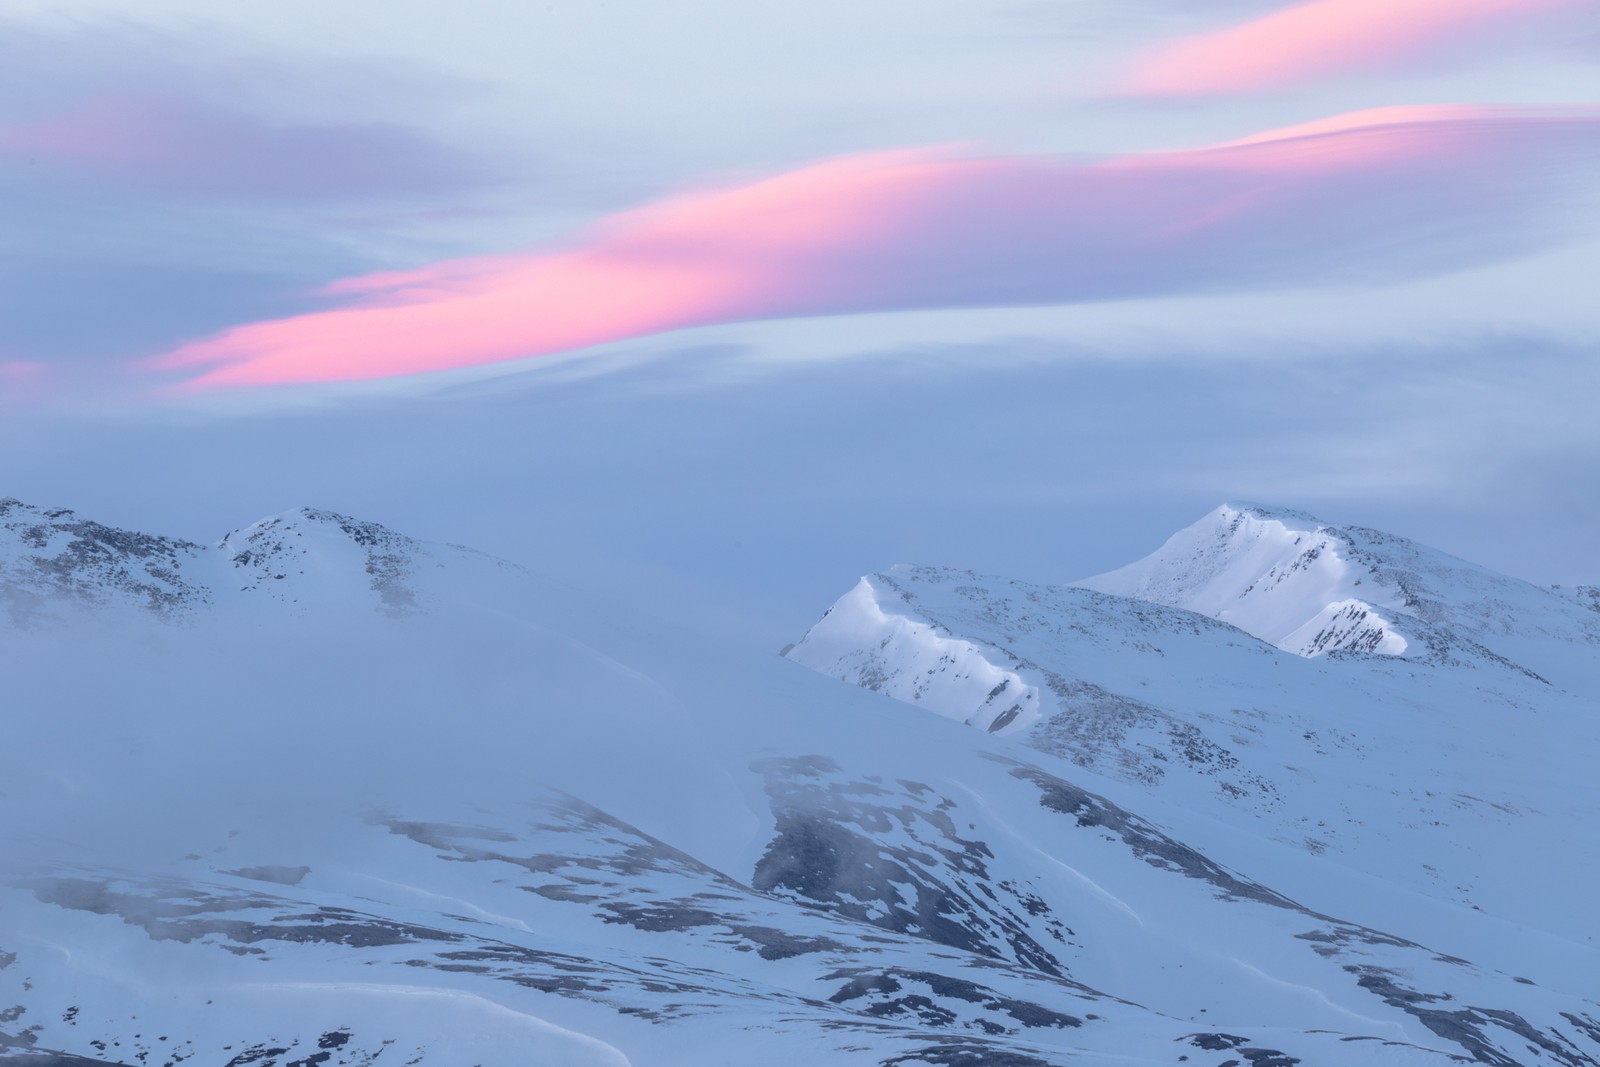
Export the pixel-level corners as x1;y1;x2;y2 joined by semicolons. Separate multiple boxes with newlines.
2;499;464;625
1217;500;1323;527
1074;503;1599;681
216;507;427;616
1076;503;1411;658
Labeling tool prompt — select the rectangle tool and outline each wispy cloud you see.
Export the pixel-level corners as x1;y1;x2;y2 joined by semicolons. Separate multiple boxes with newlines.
146;108;1600;389
0;17;523;378
1122;0;1590;96
0;360;48;407
0;360;45;382
0;93;486;200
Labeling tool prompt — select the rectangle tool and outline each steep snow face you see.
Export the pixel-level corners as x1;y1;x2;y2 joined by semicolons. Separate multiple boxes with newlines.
785;577;1043;734
1077;504;1410;658
1077;503;1600;683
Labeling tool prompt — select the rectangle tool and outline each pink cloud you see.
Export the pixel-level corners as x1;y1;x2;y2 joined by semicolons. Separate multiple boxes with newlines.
145;107;1600;389
0;361;48;405
0;360;45;382
1218;105;1511;147
0;94;482;199
1123;0;1589;96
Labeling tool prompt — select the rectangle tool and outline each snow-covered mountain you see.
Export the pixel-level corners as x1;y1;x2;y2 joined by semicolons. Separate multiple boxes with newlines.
0;498;518;624
1080;503;1416;658
5;499;1600;1067
1074;503;1600;678
787;505;1600;970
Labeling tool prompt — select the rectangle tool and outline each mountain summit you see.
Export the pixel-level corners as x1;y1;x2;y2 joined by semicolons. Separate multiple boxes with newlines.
1077;503;1413;657
1074;503;1599;675
786;503;1600;956
0;498;515;625
6;499;1600;1067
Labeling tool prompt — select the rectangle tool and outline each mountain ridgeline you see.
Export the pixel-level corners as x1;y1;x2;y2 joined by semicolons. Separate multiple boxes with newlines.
3;499;1598;1067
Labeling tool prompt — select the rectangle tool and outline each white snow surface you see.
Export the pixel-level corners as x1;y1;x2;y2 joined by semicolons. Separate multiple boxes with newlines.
1078;504;1412;657
5;497;1600;1067
788;503;1600;961
786;576;1044;734
1074;503;1600;680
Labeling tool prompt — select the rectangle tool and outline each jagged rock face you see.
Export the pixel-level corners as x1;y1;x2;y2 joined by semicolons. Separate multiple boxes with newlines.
6;499;1600;1067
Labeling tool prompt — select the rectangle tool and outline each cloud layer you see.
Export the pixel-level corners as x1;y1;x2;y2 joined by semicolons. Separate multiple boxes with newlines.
142;108;1600;389
1123;0;1589;96
0;94;485;200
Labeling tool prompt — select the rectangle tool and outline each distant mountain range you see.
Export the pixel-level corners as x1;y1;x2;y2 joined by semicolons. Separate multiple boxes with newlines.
4;498;1597;1067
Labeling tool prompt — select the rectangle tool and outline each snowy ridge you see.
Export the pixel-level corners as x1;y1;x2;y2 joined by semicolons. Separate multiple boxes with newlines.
0;499;515;625
1077;503;1600;681
1077;504;1411;658
217;507;432;616
7;499;1600;1067
786;512;1600;956
785;576;1043;734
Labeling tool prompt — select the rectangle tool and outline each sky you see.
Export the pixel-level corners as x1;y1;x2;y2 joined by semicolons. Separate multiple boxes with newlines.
2;0;1598;640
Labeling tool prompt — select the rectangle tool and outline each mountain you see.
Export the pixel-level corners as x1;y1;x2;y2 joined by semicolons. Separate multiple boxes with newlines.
5;499;1600;1067
786;504;1600;972
0;498;517;624
1075;503;1600;679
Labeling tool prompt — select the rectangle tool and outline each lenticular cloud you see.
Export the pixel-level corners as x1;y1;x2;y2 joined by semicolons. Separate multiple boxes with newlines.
147;108;1600;389
1122;0;1589;97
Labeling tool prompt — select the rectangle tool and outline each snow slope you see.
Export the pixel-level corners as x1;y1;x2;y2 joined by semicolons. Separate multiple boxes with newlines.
1076;503;1600;681
5;500;1600;1067
787;505;1600;970
1079;504;1414;657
